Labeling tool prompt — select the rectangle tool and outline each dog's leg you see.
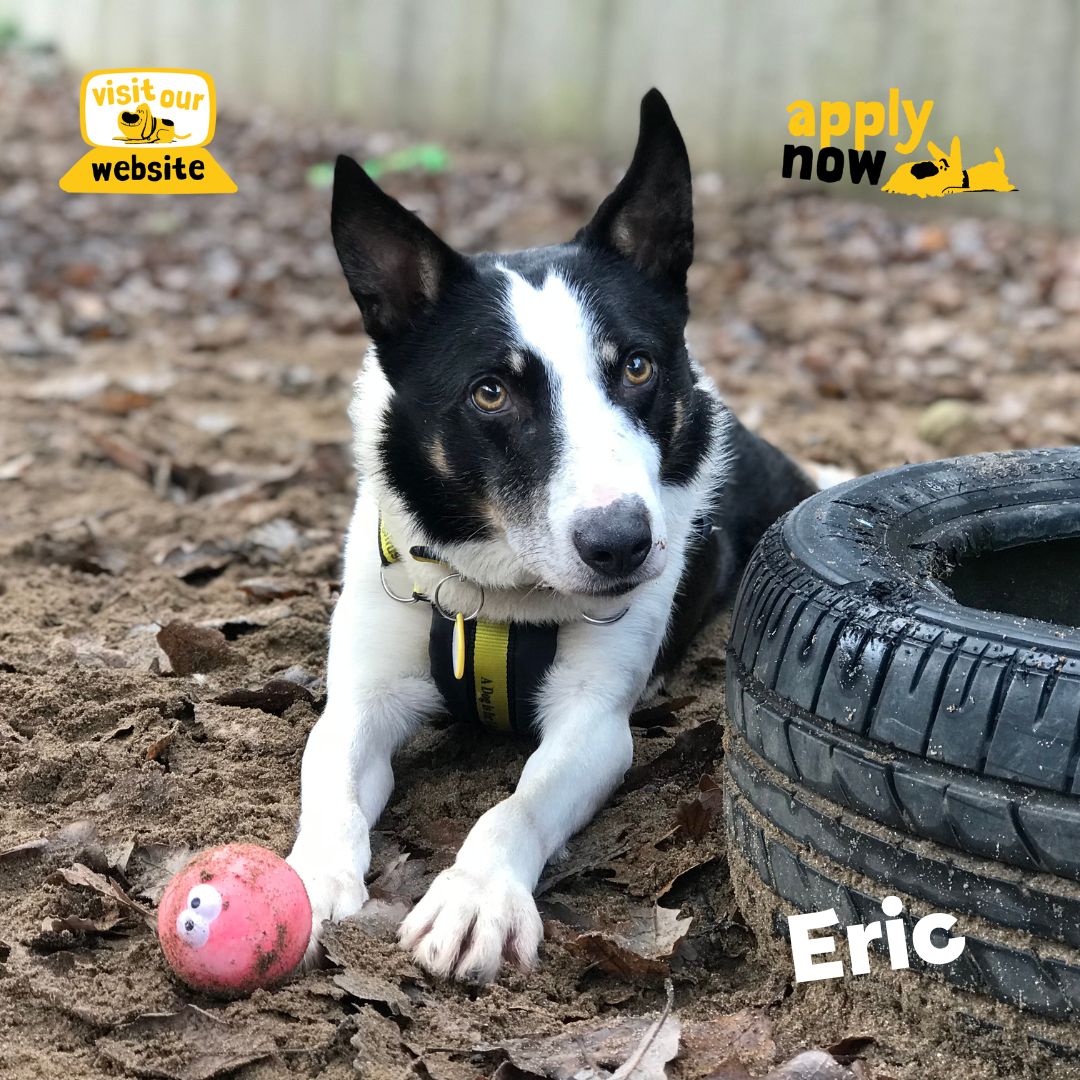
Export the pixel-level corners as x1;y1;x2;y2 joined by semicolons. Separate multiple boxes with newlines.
288;484;440;961
398;567;681;982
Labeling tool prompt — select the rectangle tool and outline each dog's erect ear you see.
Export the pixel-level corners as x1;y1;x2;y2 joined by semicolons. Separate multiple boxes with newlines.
578;89;693;292
331;155;461;340
928;136;962;167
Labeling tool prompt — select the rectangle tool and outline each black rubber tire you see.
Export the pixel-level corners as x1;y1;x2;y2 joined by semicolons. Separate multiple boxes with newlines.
725;772;1080;1023
725;448;1080;1018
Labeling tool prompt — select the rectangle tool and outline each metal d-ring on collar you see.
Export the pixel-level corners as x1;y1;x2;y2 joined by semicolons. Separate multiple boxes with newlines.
432;573;485;622
379;567;421;605
379;537;628;627
581;605;630;625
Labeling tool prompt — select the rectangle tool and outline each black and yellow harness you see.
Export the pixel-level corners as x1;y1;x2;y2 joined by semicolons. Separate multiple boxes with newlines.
378;518;559;736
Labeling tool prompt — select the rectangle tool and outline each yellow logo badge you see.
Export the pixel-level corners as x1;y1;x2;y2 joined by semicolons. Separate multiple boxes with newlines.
881;136;1017;198
781;91;1018;197
59;68;236;195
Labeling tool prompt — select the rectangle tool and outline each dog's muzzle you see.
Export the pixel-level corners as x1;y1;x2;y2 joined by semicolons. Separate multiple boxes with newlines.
571;496;652;579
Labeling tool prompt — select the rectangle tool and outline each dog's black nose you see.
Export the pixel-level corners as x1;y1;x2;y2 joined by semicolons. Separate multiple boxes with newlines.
572;497;652;578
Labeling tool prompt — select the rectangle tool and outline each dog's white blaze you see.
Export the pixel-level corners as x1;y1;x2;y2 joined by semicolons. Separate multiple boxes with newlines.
500;268;667;582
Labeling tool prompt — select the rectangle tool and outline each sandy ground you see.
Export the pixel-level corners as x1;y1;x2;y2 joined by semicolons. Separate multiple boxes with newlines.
3;46;1080;1080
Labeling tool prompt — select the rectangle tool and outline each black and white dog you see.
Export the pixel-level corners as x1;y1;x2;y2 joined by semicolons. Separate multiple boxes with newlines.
288;90;815;982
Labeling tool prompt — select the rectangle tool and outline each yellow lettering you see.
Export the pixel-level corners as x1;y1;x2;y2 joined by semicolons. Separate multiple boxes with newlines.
854;101;885;151
787;100;816;139
820;101;851;148
898;99;934;154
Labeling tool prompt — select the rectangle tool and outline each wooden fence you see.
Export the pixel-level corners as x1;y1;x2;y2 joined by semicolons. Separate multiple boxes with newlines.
2;0;1076;223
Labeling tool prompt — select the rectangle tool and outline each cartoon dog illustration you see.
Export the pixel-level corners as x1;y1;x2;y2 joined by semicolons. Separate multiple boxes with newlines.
113;103;188;144
882;136;1016;197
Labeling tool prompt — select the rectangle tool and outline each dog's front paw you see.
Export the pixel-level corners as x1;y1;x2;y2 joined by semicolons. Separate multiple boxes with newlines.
398;864;543;983
287;839;369;968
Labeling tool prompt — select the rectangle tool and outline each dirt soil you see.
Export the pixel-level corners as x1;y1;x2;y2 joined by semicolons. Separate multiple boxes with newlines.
2;46;1080;1080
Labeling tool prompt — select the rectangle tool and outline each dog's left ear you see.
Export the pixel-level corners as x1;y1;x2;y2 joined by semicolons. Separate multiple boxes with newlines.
578;88;693;292
331;155;463;341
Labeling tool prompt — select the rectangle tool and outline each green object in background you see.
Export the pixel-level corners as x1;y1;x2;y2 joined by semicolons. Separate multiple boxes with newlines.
305;161;335;189
306;143;450;189
364;143;450;180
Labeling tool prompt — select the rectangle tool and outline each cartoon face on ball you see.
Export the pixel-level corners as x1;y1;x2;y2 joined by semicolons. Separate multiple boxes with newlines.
174;883;223;949
157;844;311;997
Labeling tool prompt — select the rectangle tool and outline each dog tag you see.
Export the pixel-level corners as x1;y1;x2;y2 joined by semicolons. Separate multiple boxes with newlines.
452;612;466;681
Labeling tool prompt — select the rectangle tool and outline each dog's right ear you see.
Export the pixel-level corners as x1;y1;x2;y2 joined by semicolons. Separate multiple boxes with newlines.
331;155;462;340
577;89;693;294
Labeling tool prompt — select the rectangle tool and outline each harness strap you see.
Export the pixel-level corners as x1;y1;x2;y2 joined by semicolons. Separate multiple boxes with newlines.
429;612;558;735
378;517;401;567
409;545;444;565
378;512;558;736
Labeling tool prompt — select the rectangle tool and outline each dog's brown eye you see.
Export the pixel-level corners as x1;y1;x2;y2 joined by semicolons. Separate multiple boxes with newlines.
471;379;509;413
622;354;654;387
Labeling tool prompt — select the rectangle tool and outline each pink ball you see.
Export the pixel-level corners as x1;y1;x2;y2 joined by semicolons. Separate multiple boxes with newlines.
157;844;311;997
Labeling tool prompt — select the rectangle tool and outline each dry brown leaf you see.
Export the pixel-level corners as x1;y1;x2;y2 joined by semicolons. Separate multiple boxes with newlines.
238;574;315;600
765;1051;854;1080
198;602;294;637
0;820;102;862
90;388;155;415
560;903;691;979
0;837;49;860
106;836;136;874
238;575;311;601
100;721;135;741
212;679;314;716
41;901;125;936
538;899;597;931
654;855;721;901
616;904;693;960
825;1036;875;1065
26;371;109;402
246;517;303;557
349;1006;415;1076
145;721;180;762
367;850;432;904
15;525;127;576
683;1011;777;1075
332;969;413;1018
675;774;725;840
704;1060;754;1080
630;694;698;728
335;851;428;940
124;842;193;904
96;1005;276;1080
623;722;723;792
154;539;239;584
605;819;724;900
610;981;678;1079
49;862;154;927
156;620;240;675
0;451;34;480
478;994;681;1080
492;1064;546;1080
90;431;156;483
